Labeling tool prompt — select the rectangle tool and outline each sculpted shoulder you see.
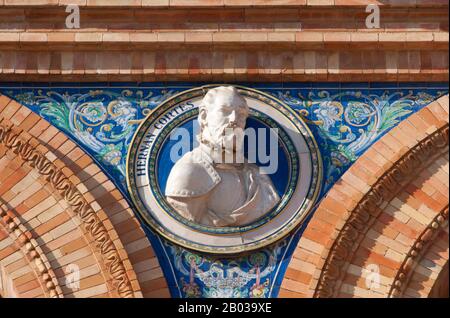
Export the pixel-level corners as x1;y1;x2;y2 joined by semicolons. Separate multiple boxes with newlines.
165;150;221;198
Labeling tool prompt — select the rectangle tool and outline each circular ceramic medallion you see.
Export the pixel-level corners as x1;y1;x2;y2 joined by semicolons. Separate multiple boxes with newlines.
126;85;322;254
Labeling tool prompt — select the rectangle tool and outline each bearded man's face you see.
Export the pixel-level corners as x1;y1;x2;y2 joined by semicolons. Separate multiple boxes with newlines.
201;93;248;155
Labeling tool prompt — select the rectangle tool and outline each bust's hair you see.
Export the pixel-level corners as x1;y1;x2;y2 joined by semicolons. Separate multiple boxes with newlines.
199;86;249;114
197;86;249;146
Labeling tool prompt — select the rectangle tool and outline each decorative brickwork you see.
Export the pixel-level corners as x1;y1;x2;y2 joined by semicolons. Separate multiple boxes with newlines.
0;0;448;299
389;206;448;297
0;1;448;81
0;95;169;297
0;204;63;298
280;95;449;298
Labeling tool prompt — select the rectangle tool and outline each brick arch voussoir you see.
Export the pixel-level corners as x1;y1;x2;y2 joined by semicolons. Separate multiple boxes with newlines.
389;206;449;298
0;94;169;298
0;224;53;298
279;94;449;298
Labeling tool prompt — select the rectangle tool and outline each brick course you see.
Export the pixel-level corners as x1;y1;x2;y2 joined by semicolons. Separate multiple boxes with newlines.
0;3;448;81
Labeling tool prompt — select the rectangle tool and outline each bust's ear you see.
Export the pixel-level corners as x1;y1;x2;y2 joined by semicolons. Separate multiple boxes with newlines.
198;108;207;127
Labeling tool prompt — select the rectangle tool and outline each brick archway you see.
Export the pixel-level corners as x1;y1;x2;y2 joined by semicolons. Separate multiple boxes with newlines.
0;95;168;298
391;210;448;298
280;95;449;298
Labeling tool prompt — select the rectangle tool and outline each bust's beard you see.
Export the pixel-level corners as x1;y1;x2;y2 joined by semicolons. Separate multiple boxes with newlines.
199;125;245;163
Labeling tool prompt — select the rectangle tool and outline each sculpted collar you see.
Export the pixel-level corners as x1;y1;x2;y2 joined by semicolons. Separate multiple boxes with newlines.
165;144;248;198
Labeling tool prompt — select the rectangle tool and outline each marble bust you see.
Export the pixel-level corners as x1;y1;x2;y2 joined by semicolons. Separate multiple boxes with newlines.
165;86;280;227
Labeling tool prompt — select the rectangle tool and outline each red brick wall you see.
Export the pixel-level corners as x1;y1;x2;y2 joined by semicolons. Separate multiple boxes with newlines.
280;95;449;298
0;0;448;298
0;0;448;81
0;96;169;298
